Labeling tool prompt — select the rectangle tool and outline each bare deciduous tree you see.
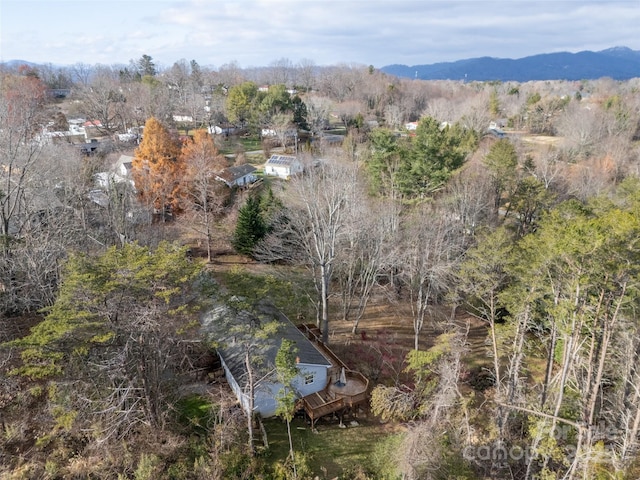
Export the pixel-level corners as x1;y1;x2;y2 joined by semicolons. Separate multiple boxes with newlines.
0;72;47;239
295;58;316;92
259;159;357;344
305;95;332;134
555;101;604;159
180;130;228;261
401;207;463;350
336;197;399;333
74;66;128;134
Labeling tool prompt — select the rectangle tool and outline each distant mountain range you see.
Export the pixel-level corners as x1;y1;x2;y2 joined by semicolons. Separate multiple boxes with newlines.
2;59;39;68
381;47;640;82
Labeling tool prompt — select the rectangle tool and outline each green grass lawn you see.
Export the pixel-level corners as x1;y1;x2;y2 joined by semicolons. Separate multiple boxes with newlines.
263;415;396;478
217;135;263;155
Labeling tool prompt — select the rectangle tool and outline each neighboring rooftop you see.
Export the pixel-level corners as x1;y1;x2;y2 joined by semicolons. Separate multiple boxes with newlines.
265;154;298;166
216;164;257;183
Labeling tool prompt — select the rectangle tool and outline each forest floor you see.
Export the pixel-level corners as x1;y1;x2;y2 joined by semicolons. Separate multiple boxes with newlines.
207;253;491;376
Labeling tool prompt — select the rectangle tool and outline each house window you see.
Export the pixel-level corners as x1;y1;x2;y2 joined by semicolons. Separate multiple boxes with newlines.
304;373;315;385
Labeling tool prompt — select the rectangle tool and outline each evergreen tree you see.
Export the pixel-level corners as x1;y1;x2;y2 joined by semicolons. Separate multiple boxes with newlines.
226;81;260;127
9;242;202;434
292;95;309;130
366;119;476;200
233;195;267;256
398;117;468;197
483;138;519;214
138;54;157;77
260;186;284;229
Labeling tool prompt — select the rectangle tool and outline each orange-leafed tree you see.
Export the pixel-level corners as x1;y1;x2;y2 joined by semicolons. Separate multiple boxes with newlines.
132;117;184;220
180;129;229;261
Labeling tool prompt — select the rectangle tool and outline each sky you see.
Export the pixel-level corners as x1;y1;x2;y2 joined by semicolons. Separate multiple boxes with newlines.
1;0;639;69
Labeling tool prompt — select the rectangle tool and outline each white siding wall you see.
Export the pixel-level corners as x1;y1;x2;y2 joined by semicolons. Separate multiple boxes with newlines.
254;364;329;417
293;363;329;397
221;355;330;418
264;165;290;178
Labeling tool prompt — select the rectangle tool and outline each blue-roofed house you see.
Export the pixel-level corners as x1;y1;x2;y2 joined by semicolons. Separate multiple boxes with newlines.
264;155;303;179
201;300;332;417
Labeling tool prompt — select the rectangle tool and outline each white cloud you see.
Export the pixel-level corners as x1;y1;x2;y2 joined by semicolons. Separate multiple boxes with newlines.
1;0;638;67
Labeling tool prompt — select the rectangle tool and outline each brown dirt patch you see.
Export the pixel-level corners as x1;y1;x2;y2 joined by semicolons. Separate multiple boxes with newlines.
207;255;492;387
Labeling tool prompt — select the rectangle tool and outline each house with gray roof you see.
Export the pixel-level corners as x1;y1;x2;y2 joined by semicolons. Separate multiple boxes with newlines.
115;154;134;178
201;300;332;417
215;164;258;188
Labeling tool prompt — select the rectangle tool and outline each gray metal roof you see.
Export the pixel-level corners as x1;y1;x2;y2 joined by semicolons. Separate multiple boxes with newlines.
201;300;331;390
216;163;257;182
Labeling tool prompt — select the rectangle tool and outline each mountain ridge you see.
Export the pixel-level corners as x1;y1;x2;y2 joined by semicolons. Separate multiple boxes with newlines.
381;47;640;81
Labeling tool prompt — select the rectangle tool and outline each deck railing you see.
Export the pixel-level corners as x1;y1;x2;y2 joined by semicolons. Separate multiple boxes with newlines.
296;324;371;427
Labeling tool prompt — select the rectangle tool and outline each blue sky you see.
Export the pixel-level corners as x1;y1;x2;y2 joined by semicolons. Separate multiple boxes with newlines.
1;0;639;69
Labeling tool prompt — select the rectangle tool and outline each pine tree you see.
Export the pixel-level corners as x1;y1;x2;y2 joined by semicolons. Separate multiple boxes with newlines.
9;242;202;433
292;95;309;130
232;195;266;256
483;138;519;215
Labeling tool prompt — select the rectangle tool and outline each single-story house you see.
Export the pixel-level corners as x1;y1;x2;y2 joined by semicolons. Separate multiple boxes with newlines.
117;133;138;143
261;128;297;139
487;128;506;138
264;155;303;179
489;119;508;130
77;139;100;155
208;124;241;136
173;115;194;123
201;300;332;418
215;164;258;188
115;155;134;178
83;120;103;140
313;133;344;147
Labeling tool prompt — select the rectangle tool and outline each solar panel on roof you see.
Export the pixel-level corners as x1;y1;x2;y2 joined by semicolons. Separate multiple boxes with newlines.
267;155;297;165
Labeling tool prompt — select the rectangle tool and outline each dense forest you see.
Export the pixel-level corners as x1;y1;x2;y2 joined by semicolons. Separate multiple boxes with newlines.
1;55;640;479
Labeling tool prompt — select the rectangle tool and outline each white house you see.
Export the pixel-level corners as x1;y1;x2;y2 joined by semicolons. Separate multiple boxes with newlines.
208;124;241;135
264;155;303;179
215;164;258;188
115;155;134;178
173;115;194;123
201;300;332;418
93;154;135;190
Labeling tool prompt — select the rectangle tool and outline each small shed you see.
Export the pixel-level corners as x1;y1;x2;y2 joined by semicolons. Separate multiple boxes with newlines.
264;155;303;179
201;301;332;418
215;164;258;188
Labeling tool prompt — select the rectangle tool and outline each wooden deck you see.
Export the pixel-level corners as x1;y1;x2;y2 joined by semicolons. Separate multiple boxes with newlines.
297;324;370;428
